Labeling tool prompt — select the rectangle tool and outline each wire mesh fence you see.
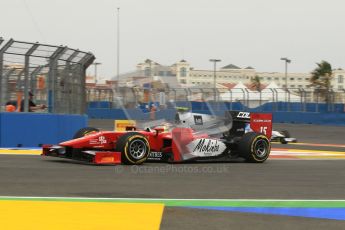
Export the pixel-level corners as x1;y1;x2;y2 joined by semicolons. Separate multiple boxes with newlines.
0;38;95;114
87;86;345;113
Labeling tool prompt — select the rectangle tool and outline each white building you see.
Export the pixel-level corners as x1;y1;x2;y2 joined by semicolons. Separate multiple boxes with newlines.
115;59;345;92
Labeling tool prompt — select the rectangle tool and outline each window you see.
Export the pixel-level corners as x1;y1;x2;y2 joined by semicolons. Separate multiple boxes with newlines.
144;67;151;77
290;78;295;81
290;85;295;88
298;78;302;81
180;67;187;77
267;77;272;81
180;79;186;84
274;77;279;80
338;86;343;90
338;75;344;84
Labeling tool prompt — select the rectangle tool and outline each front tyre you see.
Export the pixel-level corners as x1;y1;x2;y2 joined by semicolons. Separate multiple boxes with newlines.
280;130;290;144
115;132;150;165
238;132;271;163
73;127;99;139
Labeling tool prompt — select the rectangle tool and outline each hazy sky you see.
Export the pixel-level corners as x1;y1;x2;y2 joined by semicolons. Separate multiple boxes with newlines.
1;0;345;79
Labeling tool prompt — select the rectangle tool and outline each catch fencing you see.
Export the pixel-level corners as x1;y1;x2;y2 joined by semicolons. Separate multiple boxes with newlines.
0;38;95;114
87;87;345;113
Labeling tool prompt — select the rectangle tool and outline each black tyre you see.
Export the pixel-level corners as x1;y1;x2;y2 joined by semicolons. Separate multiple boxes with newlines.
115;132;150;165
238;132;271;163
279;130;290;144
280;138;288;144
73;127;100;139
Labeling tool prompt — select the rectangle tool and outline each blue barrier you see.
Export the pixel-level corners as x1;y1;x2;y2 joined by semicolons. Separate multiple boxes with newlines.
272;112;345;125
189;102;345;113
88;101;113;109
87;108;177;120
87;108;345;126
0;113;87;147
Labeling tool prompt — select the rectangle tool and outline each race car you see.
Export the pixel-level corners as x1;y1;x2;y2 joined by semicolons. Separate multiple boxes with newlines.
176;111;297;144
271;130;297;144
42;111;272;165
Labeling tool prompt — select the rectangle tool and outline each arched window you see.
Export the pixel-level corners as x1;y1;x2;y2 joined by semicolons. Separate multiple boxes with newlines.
338;75;344;84
180;67;187;77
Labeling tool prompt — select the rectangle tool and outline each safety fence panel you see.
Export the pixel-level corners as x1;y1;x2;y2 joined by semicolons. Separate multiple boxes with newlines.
0;38;95;114
88;87;344;113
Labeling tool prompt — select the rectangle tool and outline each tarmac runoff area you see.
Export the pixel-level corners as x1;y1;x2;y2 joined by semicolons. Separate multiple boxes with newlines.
0;122;345;229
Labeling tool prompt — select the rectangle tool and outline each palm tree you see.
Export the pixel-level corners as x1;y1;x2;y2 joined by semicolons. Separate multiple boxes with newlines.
251;75;262;92
310;61;333;103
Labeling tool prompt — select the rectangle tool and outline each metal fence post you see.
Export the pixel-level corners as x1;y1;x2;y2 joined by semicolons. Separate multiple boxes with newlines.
268;89;275;111
216;88;220;111
30;66;44;96
23;43;39;112
229;89;233;111
0;39;14;111
47;46;66;113
3;68;16;103
79;53;95;114
244;88;248;110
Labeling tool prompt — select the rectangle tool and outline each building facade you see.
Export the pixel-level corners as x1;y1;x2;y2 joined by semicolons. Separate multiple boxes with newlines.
173;61;345;90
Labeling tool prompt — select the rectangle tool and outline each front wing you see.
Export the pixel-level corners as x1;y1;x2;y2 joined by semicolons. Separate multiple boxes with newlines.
42;145;121;164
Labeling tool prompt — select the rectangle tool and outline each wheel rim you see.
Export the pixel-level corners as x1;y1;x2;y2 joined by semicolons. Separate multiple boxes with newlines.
129;139;147;159
254;139;268;158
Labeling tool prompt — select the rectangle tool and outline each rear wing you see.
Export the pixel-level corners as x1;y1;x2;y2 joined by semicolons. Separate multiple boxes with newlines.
225;111;272;139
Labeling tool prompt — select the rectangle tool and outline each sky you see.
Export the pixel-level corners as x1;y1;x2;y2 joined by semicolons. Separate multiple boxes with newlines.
1;0;345;79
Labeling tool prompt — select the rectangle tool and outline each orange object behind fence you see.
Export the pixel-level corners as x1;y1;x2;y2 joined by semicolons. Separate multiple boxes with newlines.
5;105;16;112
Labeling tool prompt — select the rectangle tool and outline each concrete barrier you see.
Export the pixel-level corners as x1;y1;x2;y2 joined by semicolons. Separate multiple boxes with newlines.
0;113;87;147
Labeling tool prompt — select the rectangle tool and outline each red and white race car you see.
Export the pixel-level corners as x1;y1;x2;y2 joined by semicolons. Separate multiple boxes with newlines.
42;111;272;165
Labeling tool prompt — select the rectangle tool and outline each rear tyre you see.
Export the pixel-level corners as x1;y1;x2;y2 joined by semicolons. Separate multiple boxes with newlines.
115;132;150;165
238;132;271;163
73;127;100;139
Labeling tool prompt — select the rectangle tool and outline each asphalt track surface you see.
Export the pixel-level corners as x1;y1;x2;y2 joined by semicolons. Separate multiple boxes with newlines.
0;121;345;229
